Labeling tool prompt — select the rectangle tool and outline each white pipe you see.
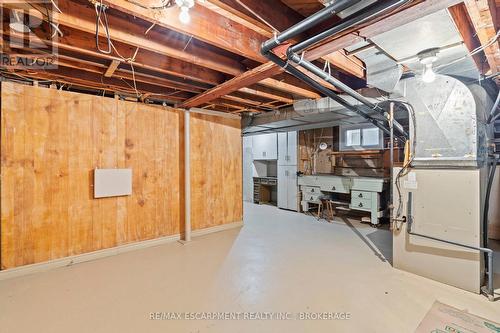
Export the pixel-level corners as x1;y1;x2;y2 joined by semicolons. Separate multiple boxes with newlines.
184;110;191;242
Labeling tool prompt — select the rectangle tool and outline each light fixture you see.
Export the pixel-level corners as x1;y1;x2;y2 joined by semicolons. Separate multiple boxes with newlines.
175;0;195;24
9;10;30;33
417;48;439;83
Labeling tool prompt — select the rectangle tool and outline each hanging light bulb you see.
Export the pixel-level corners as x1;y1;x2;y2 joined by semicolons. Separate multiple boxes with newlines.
175;0;195;24
422;63;436;83
179;7;191;24
417;48;439;84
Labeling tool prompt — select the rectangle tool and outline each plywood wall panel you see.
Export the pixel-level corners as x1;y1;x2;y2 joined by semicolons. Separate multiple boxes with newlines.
67;94;93;257
1;82;242;270
190;113;243;230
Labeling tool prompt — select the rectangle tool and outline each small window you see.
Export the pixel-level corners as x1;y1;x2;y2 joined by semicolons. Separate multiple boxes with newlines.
346;129;361;146
362;127;380;146
340;124;383;151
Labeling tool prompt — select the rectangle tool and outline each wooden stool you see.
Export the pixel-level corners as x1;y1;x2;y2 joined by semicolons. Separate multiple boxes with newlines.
308;201;323;220
324;200;336;222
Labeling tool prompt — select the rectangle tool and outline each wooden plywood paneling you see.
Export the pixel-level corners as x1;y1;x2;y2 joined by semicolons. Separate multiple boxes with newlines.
1;82;243;270
190;113;243;230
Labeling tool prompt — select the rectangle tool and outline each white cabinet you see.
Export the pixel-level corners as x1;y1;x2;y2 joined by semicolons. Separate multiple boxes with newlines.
278;131;298;211
278;165;298;211
252;133;278;160
278;132;298;166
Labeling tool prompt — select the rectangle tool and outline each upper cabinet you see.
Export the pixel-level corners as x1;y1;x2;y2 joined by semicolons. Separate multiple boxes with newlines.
252;133;278;160
278;131;298;166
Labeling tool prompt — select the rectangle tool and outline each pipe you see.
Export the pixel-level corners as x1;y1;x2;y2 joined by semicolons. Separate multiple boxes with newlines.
260;0;362;55
289;0;411;54
487;90;500;124
289;52;379;109
261;0;410;142
389;102;395;229
483;154;499;256
287;50;408;139
184;110;191;242
264;51;401;140
406;192;495;301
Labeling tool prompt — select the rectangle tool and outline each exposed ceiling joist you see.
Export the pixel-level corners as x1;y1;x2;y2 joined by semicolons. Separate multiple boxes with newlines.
8;65;191;100
103;0;266;62
448;3;490;74
6;0;317;108
463;0;500;76
3;25;224;86
214;0;365;78
181;0;461;108
100;0;321;98
198;0;272;37
41;0;246;75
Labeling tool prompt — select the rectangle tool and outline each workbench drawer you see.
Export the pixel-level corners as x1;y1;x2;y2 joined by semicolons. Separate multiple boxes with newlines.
351;190;373;200
319;178;350;194
304;193;322;202
301;186;320;194
350;197;372;210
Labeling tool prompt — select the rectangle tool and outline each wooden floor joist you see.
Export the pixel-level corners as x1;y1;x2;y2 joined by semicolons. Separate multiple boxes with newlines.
181;0;467;108
463;0;500;77
1;0;496;112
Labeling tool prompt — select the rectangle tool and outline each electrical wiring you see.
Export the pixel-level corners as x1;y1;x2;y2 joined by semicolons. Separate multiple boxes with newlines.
92;1;141;97
124;0;175;10
391;101;416;219
435;30;500;74
0;70;53;84
95;1;112;54
26;2;64;38
50;0;62;13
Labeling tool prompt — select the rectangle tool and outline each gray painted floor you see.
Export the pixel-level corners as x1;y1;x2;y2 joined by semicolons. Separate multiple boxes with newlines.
0;203;499;332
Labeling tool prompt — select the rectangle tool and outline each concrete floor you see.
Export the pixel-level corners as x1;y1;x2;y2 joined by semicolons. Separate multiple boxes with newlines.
1;203;499;332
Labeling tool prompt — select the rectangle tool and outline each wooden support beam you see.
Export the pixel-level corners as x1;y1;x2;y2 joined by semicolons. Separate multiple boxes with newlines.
199;0;272;37
448;3;490;74
180;62;283;107
204;0;306;34
259;78;322;99
103;60;121;78
463;0;500;76
282;0;325;17
240;85;294;104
